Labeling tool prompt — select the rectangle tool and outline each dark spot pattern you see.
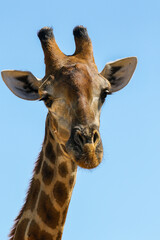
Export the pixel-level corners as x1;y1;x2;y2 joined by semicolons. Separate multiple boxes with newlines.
42;161;54;185
71;160;76;172
14;218;29;240
45;141;56;164
25;179;40;211
58;162;68;178
61;206;69;226
37;191;60;229
28;220;52;240
69;176;75;188
35;150;43;174
44;117;49;144
56;231;62;240
53;181;68;207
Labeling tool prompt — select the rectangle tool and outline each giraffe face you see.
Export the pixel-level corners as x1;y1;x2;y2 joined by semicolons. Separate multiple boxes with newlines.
39;63;110;168
1;26;137;169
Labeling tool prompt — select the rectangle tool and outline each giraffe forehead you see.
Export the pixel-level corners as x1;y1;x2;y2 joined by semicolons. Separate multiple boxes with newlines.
57;64;92;89
55;63;101;91
40;63;107;101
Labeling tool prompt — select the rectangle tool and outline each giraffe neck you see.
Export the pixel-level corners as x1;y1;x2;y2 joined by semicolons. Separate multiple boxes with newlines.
10;115;77;240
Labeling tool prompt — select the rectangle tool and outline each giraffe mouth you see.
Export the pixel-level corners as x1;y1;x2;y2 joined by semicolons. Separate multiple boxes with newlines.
66;137;103;169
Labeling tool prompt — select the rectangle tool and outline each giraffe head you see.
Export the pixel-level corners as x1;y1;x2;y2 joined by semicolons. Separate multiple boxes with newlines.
1;26;137;169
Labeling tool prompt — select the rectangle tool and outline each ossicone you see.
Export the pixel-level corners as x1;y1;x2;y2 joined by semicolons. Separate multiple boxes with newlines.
38;27;65;75
38;27;54;43
37;26;95;75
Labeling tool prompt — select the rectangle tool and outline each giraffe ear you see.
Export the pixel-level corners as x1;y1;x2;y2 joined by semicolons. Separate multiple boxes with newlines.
1;70;42;100
101;57;137;92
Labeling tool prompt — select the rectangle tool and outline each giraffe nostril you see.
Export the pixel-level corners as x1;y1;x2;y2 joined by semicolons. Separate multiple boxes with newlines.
73;128;100;148
93;131;99;144
74;131;85;147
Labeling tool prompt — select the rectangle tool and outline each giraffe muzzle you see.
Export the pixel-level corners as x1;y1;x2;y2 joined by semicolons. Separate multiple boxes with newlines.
74;128;100;149
66;126;103;169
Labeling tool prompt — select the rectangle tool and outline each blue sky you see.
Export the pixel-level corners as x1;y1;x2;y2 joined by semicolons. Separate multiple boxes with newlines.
0;0;160;239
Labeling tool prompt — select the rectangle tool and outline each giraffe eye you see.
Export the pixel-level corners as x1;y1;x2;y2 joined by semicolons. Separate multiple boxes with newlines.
40;94;53;108
40;94;49;101
100;89;110;103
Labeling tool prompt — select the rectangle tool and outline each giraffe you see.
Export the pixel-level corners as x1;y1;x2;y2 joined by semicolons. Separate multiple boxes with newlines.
1;26;137;240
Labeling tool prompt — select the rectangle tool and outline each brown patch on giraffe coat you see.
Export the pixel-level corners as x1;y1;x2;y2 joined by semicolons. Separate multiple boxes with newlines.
37;191;60;229
56;231;62;240
69;176;75;189
42;161;54;185
49;129;55;140
34;150;43;174
25;178;40;212
53;181;68;207
45;141;56;164
61;205;69;225
58;162;68;178
28;220;52;240
56;144;62;157
9;179;40;240
13;218;29;240
44;117;49;144
71;160;76;172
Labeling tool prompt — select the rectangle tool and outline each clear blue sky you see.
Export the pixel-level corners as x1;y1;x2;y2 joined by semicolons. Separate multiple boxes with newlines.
0;0;160;239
